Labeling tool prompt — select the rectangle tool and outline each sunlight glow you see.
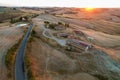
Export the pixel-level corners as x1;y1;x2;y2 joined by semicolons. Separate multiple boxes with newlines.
85;8;95;12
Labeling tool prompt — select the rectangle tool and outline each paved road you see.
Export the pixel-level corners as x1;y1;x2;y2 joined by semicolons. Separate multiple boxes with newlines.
15;24;34;80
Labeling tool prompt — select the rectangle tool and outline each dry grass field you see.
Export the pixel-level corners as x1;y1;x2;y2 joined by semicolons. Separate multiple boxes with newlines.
0;26;24;80
26;37;100;80
24;8;120;80
0;7;120;80
20;8;44;14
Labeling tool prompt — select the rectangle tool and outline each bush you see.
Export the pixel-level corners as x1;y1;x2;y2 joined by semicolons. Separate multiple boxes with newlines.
32;14;39;18
44;21;49;24
65;23;69;28
31;30;36;36
5;42;19;69
5;38;22;79
49;23;57;29
58;22;63;25
93;74;108;80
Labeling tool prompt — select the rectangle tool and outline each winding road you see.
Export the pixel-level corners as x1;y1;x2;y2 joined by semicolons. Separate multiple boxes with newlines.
15;24;34;80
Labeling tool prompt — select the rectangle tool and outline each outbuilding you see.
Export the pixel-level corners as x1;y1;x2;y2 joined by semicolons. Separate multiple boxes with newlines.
66;39;93;51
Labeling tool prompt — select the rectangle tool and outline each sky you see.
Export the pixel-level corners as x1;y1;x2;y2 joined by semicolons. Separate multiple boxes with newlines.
0;0;120;8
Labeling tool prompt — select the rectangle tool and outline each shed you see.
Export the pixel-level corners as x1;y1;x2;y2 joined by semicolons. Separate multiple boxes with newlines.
66;39;92;51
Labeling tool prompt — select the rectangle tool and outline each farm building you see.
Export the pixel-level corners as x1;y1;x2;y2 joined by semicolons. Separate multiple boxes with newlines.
54;25;65;30
66;39;93;51
57;33;70;38
74;30;85;36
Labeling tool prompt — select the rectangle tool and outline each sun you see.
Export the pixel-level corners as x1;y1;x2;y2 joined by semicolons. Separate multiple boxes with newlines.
84;8;95;12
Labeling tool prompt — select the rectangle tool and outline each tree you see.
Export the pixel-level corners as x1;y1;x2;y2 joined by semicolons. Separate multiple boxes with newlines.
19;17;23;21
49;23;57;29
58;22;63;25
10;18;14;23
44;21;50;28
24;16;28;21
13;8;16;10
65;23;69;28
44;21;49;24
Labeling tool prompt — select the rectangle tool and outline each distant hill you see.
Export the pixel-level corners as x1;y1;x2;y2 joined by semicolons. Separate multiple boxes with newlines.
0;7;22;23
0;7;19;12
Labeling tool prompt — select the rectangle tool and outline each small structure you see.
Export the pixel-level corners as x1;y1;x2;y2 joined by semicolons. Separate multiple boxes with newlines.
16;23;28;28
54;25;65;30
22;17;26;21
74;30;84;36
66;39;93;51
87;36;94;42
57;33;69;38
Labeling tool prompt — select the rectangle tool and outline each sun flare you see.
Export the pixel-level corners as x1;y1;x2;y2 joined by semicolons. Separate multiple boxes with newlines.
85;8;95;12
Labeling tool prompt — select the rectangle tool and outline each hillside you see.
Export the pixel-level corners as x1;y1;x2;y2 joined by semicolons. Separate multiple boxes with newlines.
48;8;120;35
0;7;120;80
24;8;120;80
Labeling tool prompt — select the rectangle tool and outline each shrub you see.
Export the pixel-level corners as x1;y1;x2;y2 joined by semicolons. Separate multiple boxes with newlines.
65;23;69;28
5;38;22;79
44;21;49;24
49;23;57;29
93;74;108;80
58;22;63;25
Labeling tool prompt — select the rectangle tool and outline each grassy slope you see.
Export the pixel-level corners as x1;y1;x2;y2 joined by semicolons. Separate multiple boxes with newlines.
51;8;120;35
0;7;34;23
0;7;21;22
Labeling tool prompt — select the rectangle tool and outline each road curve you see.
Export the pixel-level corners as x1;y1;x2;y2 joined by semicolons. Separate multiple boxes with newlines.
15;24;34;80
